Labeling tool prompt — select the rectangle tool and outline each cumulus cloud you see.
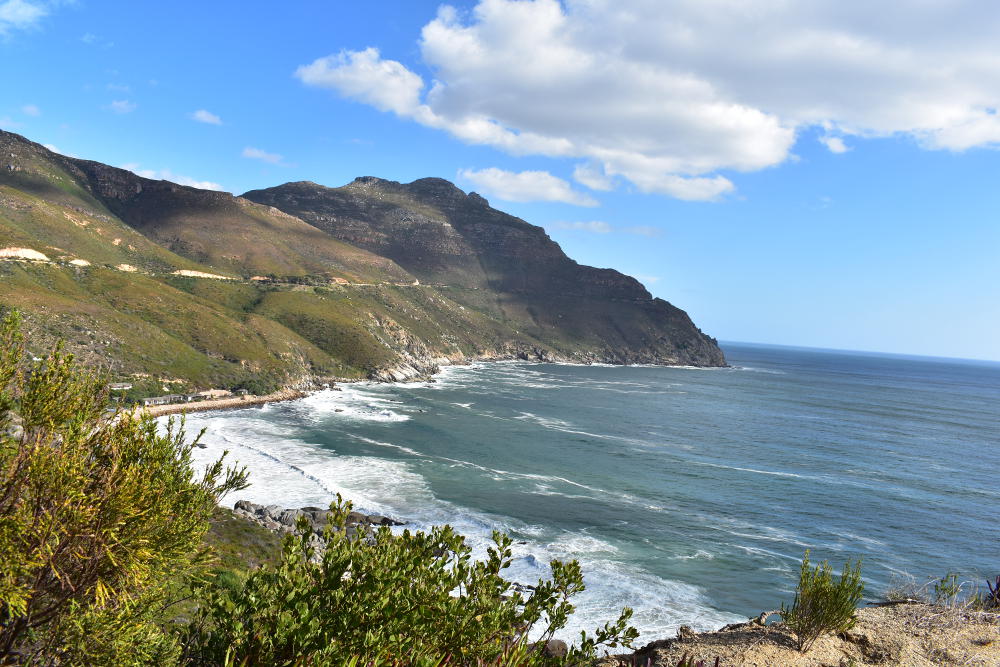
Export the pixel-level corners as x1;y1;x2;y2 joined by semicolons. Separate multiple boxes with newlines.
296;0;1000;201
241;146;285;165
572;163;613;191
107;99;136;114
820;136;850;154
191;109;222;125
458;167;598;206
296;47;425;116
21;103;39;116
0;0;46;35
42;143;77;158
120;163;224;191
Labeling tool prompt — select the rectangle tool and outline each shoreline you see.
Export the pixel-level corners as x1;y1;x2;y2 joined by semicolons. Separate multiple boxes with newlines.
137;356;726;420
137;388;307;418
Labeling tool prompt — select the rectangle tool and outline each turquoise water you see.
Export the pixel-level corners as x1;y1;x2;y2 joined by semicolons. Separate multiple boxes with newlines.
186;343;1000;642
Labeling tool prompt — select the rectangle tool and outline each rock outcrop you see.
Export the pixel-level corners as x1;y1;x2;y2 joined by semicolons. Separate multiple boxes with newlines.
1;129;725;381
245;178;726;367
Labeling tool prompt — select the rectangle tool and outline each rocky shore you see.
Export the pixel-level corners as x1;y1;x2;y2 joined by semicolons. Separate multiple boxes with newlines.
596;603;1000;666
221;500;1000;666
230;499;405;555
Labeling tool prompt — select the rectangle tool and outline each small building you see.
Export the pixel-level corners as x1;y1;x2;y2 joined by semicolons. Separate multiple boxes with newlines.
234;388;250;396
198;389;232;399
140;394;183;407
109;382;133;392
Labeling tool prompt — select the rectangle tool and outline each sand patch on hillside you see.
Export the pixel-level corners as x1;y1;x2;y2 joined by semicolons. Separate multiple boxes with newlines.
0;247;49;261
171;269;234;280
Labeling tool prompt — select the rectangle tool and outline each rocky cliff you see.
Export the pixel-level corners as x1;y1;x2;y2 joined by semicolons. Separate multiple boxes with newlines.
244;178;725;366
0;128;725;388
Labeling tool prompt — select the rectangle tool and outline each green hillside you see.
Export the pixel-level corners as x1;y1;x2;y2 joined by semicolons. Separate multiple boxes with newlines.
0;129;725;394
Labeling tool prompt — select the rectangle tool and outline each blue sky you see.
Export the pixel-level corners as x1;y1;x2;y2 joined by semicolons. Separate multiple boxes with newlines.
2;0;999;360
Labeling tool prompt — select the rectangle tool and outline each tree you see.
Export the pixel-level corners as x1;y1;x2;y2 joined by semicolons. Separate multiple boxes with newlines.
0;311;248;665
181;495;639;665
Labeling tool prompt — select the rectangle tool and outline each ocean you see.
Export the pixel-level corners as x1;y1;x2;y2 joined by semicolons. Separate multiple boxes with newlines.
184;343;1000;643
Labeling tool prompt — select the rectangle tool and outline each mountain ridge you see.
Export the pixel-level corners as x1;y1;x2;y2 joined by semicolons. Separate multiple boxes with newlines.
0;128;725;395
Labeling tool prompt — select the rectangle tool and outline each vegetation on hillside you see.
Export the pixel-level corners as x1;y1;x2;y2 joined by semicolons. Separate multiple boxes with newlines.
780;550;865;652
0;314;639;665
0;312;248;664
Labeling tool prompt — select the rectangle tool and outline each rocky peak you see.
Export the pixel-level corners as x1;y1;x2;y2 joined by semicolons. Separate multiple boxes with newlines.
403;177;469;201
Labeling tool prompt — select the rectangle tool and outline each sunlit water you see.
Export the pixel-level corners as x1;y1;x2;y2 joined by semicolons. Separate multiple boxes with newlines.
183;343;1000;643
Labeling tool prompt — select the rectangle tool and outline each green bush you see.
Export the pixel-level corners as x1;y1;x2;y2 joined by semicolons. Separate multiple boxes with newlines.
780;550;864;652
0;311;248;665
180;495;639;665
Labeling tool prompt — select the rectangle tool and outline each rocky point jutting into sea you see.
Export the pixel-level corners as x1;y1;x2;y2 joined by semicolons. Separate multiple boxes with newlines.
1;128;724;398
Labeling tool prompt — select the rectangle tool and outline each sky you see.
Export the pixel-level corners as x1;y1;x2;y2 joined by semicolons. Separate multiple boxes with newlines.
2;0;999;361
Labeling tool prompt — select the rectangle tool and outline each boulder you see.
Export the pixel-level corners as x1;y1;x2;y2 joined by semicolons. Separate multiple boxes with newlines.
367;514;404;526
278;509;303;526
234;499;257;513
529;639;568;658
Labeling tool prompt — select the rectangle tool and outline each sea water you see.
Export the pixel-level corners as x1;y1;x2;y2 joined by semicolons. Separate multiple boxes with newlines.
184;343;1000;643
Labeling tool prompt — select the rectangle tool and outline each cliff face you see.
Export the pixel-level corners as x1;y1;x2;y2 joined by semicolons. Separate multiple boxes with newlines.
1;128;724;382
244;178;726;366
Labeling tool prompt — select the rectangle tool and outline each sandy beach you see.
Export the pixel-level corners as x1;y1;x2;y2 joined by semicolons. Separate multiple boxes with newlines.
136;388;307;418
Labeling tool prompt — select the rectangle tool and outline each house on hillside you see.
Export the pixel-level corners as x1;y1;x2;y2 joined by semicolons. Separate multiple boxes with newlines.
140;394;183;407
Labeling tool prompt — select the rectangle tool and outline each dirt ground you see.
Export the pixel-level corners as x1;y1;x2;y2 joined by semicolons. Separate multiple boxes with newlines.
598;603;1000;666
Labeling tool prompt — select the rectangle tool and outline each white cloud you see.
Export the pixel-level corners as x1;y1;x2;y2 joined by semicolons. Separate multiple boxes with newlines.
458;167;598;206
820;136;849;154
295;47;425;116
120;163;224;191
241;146;285;165
21;103;39;116
0;0;46;35
632;274;661;285
106;83;130;92
572;163;613;191
43;143;77;158
80;32;97;44
107;99;136;114
552;220;612;233
191;109;222;125
297;0;1000;201
0;116;21;128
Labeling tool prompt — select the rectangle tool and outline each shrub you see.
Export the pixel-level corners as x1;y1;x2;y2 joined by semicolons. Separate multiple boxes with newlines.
780;550;864;652
933;572;962;607
0;311;248;664
180;495;639;665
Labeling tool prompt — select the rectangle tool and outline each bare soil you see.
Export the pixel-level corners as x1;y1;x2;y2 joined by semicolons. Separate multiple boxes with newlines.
598;604;1000;666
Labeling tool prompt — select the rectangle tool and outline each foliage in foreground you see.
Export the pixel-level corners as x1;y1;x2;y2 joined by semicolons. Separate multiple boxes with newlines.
0;311;248;665
181;495;639;665
0;310;638;665
883;570;1000;611
780;550;864;652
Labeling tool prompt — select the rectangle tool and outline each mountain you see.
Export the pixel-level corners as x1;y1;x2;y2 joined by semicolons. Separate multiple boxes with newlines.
243;178;724;367
0;129;724;394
